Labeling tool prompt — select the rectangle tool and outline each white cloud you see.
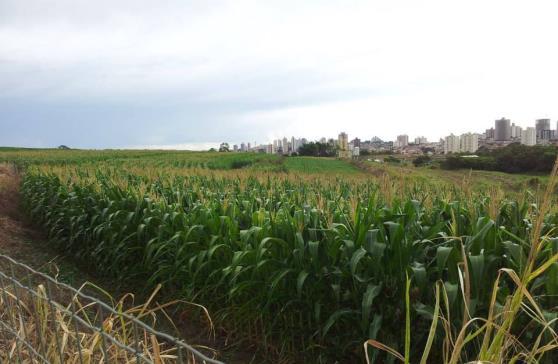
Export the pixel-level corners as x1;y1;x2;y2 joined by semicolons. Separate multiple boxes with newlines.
1;0;558;146
127;142;220;151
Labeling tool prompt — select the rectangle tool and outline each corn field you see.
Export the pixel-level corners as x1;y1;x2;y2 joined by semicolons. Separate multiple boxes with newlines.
5;153;558;362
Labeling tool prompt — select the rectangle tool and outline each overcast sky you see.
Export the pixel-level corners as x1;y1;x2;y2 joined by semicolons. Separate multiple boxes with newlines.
1;0;557;149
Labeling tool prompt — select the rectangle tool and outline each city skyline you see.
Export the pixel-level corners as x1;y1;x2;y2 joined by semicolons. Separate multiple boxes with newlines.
232;117;558;151
3;110;557;150
220;114;558;159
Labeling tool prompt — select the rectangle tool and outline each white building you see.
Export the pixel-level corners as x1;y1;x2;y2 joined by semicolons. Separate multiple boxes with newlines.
414;136;428;145
511;123;523;139
396;135;409;147
460;133;479;153
444;134;460;154
521;127;537;146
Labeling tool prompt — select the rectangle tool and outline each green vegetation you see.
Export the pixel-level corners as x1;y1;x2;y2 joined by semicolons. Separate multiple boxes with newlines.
359;157;549;194
412;155;432;167
0;149;283;170
442;143;558;173
0;149;359;174
384;155;402;164
1;149;558;362
285;156;361;174
297;141;337;157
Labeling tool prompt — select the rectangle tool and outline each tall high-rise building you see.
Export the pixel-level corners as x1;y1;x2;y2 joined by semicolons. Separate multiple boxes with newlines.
511;123;522;139
396;135;409;147
337;132;351;158
338;132;349;151
414;136;428;145
540;129;554;141
495;118;511;141
536;119;551;139
444;134;460;154
521;127;536;146
485;128;495;140
460;133;479;153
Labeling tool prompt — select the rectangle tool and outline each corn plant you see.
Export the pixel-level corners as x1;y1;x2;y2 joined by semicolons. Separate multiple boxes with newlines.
15;161;558;362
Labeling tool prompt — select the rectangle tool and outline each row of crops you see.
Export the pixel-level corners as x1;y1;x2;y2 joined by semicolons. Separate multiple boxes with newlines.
0;149;284;171
15;162;558;362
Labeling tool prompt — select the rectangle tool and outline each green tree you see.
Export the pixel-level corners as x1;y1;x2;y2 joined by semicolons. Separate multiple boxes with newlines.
412;155;432;167
219;143;230;152
298;142;337;157
441;144;558;173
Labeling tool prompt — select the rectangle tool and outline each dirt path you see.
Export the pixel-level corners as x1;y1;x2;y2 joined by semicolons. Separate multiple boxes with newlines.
0;164;269;364
0;164;62;270
1;164;110;292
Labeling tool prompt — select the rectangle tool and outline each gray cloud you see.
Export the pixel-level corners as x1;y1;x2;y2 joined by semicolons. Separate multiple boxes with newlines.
1;0;558;148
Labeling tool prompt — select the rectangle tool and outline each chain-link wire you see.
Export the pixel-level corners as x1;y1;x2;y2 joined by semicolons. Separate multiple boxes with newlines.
0;254;224;364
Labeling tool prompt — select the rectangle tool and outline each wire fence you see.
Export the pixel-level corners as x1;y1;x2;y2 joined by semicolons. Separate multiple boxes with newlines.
0;254;225;364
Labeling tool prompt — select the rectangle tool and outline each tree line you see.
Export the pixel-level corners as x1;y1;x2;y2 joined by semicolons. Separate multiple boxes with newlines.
297;142;338;157
441;143;558;173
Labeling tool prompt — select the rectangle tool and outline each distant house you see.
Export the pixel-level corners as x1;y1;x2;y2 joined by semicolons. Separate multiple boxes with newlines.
58;145;70;150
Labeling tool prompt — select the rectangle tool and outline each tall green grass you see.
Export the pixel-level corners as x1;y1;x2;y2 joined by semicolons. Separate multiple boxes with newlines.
285;157;360;174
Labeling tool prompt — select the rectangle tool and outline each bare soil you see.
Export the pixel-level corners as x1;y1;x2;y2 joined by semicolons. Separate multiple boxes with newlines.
0;164;50;264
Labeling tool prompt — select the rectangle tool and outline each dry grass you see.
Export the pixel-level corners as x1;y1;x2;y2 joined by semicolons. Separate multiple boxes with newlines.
0;280;217;364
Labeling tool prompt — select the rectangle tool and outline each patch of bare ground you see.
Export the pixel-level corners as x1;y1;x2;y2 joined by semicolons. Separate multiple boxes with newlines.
0;164;74;277
0;164;280;363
